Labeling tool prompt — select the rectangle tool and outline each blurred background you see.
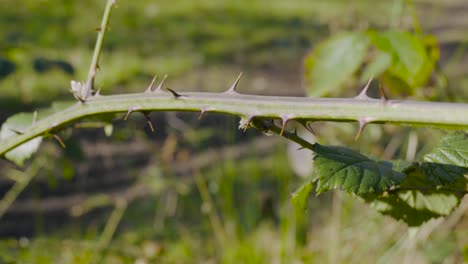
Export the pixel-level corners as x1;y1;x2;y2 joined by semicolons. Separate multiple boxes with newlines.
0;0;467;263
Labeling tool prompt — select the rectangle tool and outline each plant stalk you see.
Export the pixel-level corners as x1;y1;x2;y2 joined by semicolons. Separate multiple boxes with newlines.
1;91;467;156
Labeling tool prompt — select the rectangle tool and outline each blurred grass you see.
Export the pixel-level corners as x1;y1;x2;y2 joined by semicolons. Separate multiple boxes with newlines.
0;0;467;263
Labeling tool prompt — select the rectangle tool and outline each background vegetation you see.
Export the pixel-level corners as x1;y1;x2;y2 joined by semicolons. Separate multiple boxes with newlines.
0;0;467;263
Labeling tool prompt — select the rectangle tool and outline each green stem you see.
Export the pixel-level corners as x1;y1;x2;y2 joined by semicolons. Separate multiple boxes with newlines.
84;0;115;99
1;91;467;156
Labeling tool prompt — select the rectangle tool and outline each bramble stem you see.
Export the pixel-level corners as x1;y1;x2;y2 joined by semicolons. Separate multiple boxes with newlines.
0;91;467;156
84;0;116;99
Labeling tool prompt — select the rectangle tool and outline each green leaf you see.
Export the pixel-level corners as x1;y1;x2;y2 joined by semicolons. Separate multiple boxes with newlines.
368;30;438;94
291;181;314;213
424;133;468;168
0;112;42;166
0;101;74;166
312;144;406;194
360;50;392;83
304;32;370;97
366;190;460;226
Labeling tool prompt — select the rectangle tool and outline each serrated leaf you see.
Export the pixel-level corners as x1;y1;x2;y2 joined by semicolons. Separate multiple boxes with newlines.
304;32;370;97
312;144;406;194
0;113;42;166
365;190;460;226
424;133;468;168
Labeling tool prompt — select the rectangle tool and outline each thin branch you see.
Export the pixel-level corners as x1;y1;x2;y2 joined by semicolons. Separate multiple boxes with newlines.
84;0;116;100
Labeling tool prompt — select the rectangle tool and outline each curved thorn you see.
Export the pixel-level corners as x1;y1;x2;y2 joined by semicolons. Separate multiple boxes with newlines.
354;117;374;141
94;86;103;96
143;112;155;132
155;74;168;93
53;134;66;148
145;75;158;93
378;83;388;103
199;107;215;120
355;75;374;99
298;120;316;136
166;88;183;98
280;115;294;136
124;106;141;120
225;72;242;94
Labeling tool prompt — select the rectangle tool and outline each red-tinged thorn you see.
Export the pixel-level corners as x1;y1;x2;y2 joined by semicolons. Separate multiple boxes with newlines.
53;134;66;148
166;88;183;98
225;72;242;94
355;118;374;141
144;112;155;132
154;74;167;93
145;75;158;93
355;75;374;99
124;106;140;120
280;115;294;136
378;83;388;103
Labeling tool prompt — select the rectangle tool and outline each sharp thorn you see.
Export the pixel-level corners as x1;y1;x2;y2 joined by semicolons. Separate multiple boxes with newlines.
239;115;254;131
378;83;388;103
198;107;214;120
355;118;374;141
144;112;155;132
145;75;158;93
225;72;242;94
166;88;183;98
155;74;167;93
9;128;23;135
53;134;66;148
94;86;102;96
298;120;316;136
280;115;294;136
356;75;374;99
124;106;140;120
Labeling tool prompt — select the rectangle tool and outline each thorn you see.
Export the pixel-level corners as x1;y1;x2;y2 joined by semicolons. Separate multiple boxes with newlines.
378;83;388;103
144;112;155;132
94;86;102;96
9;128;23;135
298;120;316;136
155;75;168;93
166;88;183;98
145;75;158;93
280;115;294;136
198;107;215;120
225;72;242;94
96;63;100;71
354;117;374;141
124;106;141;120
53;134;66;148
355;75;374;99
96;27;102;32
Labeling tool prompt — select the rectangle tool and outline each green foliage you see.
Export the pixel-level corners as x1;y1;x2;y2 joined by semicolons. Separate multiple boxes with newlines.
311;144;406;194
304;30;439;96
304;32;370;97
291;133;467;226
0;112;42;166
